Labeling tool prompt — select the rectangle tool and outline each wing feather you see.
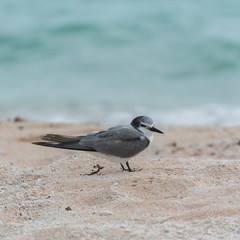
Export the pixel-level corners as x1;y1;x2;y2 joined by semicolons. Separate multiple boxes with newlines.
80;126;149;158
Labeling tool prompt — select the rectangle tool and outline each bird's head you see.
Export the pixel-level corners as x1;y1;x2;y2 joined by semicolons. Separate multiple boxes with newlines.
130;116;164;134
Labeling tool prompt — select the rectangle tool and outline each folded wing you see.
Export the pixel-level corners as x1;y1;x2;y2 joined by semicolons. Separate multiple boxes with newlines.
32;126;149;158
80;126;150;158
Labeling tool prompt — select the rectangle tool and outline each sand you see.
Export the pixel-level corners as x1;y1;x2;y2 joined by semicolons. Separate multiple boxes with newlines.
0;120;240;239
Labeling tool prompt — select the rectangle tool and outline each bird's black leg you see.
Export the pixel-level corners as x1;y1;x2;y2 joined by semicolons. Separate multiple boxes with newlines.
121;164;127;171
126;161;132;172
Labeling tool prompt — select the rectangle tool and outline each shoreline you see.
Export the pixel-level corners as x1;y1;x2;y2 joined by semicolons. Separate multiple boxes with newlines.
2;102;240;127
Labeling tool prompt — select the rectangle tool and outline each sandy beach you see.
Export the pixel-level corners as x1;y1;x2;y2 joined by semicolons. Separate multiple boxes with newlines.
0;120;240;239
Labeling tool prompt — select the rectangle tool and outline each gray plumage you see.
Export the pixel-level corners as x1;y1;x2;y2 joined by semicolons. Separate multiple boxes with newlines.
33;116;164;172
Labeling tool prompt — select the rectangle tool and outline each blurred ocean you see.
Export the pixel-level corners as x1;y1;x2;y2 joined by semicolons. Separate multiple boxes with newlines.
0;0;240;125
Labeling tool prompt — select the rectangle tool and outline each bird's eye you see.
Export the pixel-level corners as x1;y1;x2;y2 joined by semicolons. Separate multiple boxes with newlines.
140;124;146;127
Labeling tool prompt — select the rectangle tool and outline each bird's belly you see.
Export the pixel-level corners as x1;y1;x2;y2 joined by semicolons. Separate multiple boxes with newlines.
89;152;132;164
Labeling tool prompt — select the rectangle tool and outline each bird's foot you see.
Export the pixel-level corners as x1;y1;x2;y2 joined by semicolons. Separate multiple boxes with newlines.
121;164;128;171
121;163;142;172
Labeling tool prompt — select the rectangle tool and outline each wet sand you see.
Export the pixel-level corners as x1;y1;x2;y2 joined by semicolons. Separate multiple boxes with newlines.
0;121;240;239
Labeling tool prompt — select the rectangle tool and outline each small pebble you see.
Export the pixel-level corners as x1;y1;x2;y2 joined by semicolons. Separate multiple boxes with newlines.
20;183;29;189
35;178;42;185
98;210;113;216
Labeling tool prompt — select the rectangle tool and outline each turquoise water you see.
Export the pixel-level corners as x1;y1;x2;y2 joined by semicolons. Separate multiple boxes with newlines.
1;0;240;125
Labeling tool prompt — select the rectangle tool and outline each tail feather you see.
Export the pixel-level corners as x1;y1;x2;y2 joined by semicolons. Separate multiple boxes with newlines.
41;134;83;143
32;134;95;151
32;141;95;151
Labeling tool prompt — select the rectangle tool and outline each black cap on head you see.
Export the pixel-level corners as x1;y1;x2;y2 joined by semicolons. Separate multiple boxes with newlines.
131;116;153;128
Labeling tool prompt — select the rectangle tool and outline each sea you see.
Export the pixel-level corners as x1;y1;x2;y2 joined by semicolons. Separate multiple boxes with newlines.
1;0;240;126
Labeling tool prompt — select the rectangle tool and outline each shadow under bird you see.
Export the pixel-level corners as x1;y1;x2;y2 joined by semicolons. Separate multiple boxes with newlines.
32;116;164;172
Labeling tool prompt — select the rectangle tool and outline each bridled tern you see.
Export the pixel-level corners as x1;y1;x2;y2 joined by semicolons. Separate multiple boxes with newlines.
32;116;164;172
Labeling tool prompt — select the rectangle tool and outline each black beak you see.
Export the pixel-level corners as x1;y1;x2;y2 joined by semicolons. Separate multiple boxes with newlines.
150;126;164;134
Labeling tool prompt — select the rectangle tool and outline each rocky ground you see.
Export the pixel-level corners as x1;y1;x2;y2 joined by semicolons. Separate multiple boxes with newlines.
0;121;240;239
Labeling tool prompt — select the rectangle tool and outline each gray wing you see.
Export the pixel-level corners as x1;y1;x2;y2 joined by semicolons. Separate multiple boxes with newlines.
80;125;150;158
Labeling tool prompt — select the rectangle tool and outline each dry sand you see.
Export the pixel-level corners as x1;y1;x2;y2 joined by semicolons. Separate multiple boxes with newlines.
0;120;240;239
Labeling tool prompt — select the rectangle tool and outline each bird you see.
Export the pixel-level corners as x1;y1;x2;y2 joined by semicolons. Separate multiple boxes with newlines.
32;116;164;172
